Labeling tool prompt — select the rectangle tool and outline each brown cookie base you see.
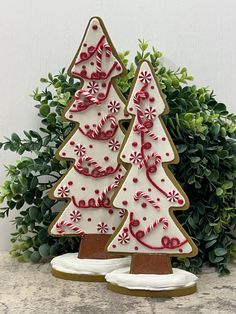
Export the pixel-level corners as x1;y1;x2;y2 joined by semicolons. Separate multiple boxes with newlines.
107;282;197;297
51;268;105;282
130;253;172;274
78;234;123;259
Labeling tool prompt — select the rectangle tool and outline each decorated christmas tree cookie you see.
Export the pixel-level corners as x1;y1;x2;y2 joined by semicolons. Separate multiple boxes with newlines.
49;17;131;281
105;61;198;296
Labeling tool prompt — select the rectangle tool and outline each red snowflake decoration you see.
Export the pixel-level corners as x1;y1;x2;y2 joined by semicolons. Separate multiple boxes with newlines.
118;232;130;244
108;100;120;113
74;144;86;156
129;151;142;164
57;185;70;197
87;81;99;94
138;71;152;84
70;210;81;222
144;106;156;120
97;222;109;234
108;139;120;151
167;190;180;202
119;208;126;218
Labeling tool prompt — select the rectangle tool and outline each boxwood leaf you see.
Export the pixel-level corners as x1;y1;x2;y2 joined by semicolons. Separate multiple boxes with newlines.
214;248;227;256
216;188;224;196
190;156;201;163
222;181;233;190
29;206;39;220
39;104;50;117
39;244;50;257
30;251;41;263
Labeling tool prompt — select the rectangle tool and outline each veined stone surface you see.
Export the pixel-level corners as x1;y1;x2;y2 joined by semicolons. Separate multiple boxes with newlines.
0;251;235;314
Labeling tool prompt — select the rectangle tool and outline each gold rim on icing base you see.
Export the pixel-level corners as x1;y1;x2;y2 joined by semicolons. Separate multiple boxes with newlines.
51;268;106;282
107;282;197;297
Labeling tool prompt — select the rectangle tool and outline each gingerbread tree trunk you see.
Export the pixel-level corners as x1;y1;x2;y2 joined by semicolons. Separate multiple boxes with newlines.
49;17;129;259
107;61;198;273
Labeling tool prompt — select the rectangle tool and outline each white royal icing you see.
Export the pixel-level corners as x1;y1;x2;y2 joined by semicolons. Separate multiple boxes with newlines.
105;267;198;291
51;253;131;275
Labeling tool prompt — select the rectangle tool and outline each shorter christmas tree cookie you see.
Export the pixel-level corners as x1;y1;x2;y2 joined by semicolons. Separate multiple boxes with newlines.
105;60;198;297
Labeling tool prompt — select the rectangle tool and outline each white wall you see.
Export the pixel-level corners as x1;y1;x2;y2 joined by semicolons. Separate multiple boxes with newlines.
0;0;235;250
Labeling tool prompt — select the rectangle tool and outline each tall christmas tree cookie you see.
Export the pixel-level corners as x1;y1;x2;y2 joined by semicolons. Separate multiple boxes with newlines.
106;61;198;296
49;17;131;281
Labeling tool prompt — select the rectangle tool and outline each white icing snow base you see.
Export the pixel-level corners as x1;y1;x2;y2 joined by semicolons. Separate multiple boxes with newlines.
105;267;198;291
51;253;131;276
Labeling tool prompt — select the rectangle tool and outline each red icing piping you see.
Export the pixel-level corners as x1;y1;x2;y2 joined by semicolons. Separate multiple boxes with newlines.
71;195;111;209
129;212;187;250
75;35;105;65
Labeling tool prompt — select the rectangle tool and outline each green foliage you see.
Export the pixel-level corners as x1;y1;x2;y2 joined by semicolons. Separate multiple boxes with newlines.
0;42;236;274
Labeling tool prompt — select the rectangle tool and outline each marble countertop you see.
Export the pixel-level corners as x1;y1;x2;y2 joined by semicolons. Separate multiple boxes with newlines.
0;252;235;314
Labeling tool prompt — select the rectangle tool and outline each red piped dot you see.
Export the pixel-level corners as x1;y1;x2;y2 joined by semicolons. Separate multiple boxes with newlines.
123;187;127;191
143;142;152;150
83;43;87;47
129;107;133;112
98;92;104;99
88;218;92;222
80;70;87;76
89;144;93;148
161;179;165;182
116;66;121;71
68;181;73;186
95;189;99;194
104;156;109;161
90;62;94;66
122;200;128;206
149;97;155;103
81;187;86;191
112;227;116;231
144;120;153;128
179;248;183;252
162;137;166;141
112;244;116;248
141;203;147;208
98;112;101;116
151;86;154;89
62;152;66;156
109;209;114;214
82;65;86;69
132;142;138;147
73;104;76;107
92;25;98;30
178;199;184;205
134;246;139;251
157;198;160;201
166;152;170;156
122;154;126;159
123;227;128;232
69;115;73;119
143;217;147;221
133;178;138;183
85;124;90;129
93;124;96;128
148;188;151;192
102;82;106;88
70;141;75;145
119;168;122;172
